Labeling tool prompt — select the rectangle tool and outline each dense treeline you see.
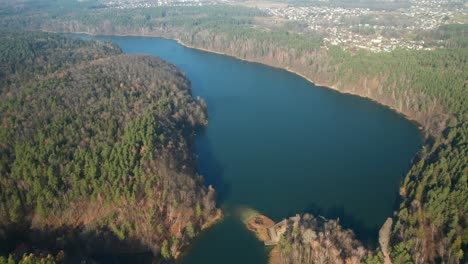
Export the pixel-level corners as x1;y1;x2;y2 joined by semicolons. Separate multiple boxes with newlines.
0;31;121;89
391;123;467;264
327;46;467;134
0;3;467;263
175;25;467;136
0;252;62;264
276;214;371;264
0;31;217;262
416;24;468;49
0;5;264;36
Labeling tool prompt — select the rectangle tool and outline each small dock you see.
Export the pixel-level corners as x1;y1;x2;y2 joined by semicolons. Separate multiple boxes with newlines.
264;214;300;245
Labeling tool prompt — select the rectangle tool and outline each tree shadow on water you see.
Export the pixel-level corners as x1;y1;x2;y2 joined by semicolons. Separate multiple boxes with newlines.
305;203;380;249
195;128;230;205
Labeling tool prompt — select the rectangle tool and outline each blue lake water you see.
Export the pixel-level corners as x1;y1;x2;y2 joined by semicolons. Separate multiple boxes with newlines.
78;35;422;263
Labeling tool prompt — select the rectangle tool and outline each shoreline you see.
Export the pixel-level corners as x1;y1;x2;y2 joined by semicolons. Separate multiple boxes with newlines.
174;208;223;260
41;29;425;263
172;38;425;133
242;211;280;264
201;208;223;230
52;29;425;133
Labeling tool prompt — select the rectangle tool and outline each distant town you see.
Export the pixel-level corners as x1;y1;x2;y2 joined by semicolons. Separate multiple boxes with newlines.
101;0;219;8
100;0;467;52
264;0;467;52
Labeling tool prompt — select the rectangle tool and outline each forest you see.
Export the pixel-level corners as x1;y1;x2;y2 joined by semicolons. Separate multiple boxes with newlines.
0;2;466;264
0;31;217;262
1;4;465;134
275;214;371;264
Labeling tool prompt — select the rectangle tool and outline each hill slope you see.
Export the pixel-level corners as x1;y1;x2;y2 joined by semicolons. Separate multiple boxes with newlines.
0;31;217;262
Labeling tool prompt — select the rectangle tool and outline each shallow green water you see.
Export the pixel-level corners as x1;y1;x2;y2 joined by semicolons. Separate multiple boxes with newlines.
80;35;422;263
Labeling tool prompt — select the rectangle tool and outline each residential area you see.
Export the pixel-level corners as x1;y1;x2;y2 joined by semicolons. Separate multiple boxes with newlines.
264;0;467;52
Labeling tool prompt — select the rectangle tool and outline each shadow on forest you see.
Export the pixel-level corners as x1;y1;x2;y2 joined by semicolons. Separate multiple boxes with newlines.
0;224;153;263
304;203;380;249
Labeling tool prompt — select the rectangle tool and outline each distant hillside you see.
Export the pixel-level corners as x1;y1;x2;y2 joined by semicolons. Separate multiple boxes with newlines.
0;31;218;262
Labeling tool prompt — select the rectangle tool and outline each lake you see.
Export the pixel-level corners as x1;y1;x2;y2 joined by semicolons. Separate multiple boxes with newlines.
78;35;422;264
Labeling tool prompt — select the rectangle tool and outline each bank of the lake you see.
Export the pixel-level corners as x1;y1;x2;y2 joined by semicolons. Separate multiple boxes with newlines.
74;34;422;263
241;209;280;264
172;38;425;132
58;30;425;132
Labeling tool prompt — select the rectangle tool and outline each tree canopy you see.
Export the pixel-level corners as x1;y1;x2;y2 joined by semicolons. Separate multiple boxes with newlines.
0;31;216;261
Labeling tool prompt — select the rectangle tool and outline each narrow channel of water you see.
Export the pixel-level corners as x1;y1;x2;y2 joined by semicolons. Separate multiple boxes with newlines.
78;35;422;263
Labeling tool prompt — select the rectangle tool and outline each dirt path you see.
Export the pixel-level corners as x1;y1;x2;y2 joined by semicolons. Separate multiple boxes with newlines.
379;217;393;264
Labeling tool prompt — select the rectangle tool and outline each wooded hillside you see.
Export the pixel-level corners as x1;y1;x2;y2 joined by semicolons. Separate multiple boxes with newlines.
0;3;466;263
0;31;217;262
